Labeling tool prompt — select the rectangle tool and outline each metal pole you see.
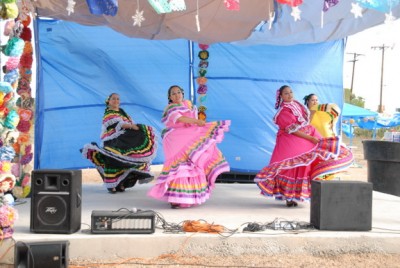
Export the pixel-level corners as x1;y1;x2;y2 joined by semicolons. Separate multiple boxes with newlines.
347;53;363;99
379;47;385;113
371;44;391;113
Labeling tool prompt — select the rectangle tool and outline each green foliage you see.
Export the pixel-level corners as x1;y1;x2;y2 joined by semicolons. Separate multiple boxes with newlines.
344;88;365;107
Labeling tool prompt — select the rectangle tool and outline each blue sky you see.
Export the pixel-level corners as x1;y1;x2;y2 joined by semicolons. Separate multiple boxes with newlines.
344;19;400;114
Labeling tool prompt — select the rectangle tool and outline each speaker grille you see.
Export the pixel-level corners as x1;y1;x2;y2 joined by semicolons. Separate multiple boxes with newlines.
36;194;68;225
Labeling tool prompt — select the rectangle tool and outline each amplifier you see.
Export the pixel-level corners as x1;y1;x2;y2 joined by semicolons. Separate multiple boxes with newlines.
91;210;155;234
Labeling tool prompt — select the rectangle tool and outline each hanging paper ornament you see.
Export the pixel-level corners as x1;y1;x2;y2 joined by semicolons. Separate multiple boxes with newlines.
4;68;19;85
4;109;20;129
20;153;33;165
17;133;30;145
23;41;33;54
197;85;208;94
290;6;302;21
148;0;171;14
199;44;209;50
132;9;145;27
5;57;20;72
16;120;31;133
355;0;400;13
198;68;207;77
224;0;240;11
198;105;207;121
0;175;16;194
350;2;363;18
196;77;207;85
0;2;19;19
195;0;200;32
86;0;118;16
198;50;209;60
21;15;31;27
66;0;76;15
198;94;207;103
277;0;303;7
0;147;15;162
3;92;14;104
19;27;32;41
3;20;15;36
197;44;210;120
323;0;340;12
199;60;208;68
19;53;33;69
132;0;145;27
0;82;13;94
18;109;33;121
384;11;396;24
169;0;186;11
3;37;25;57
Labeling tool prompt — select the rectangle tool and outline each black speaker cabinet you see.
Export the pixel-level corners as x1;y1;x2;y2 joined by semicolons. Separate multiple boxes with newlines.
310;180;372;231
14;240;69;268
30;170;82;234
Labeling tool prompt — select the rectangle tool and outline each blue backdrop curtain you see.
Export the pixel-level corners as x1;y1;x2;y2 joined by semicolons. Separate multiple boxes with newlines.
35;19;344;172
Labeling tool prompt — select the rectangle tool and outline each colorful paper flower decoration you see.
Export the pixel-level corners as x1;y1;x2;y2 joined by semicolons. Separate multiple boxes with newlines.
196;44;210;120
356;0;400;13
323;0;340;12
224;0;240;11
277;0;303;7
198;105;207;121
148;0;171;14
86;0;118;16
169;0;186;11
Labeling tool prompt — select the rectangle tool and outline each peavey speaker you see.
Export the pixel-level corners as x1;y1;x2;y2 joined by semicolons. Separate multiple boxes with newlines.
14;240;69;268
30;170;82;234
310;180;373;231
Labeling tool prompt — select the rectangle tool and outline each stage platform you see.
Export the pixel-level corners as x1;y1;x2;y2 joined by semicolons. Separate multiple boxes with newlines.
1;181;400;265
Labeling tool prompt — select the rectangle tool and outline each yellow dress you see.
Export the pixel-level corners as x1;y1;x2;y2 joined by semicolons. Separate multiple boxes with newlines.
310;103;341;138
309;103;342;180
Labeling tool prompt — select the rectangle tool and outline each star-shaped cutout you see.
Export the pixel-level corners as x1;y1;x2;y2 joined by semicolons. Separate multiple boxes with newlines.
291;6;301;22
269;11;275;30
132;9;145;27
66;0;76;16
384;11;396;24
350;2;363;19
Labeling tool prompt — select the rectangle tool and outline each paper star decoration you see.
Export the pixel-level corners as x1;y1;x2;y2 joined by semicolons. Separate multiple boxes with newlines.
269;11;275;30
132;9;145;27
66;0;76;16
384;11;396;24
350;2;363;18
291;6;302;21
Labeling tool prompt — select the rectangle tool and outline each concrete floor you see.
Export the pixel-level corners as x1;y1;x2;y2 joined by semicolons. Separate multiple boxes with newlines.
2;182;400;265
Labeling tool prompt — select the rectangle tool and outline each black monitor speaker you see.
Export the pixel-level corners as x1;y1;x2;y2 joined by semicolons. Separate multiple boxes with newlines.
14;240;69;268
310;180;372;231
30;170;82;234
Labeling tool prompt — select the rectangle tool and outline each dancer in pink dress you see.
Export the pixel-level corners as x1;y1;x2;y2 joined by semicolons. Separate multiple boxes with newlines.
255;85;354;207
148;85;230;208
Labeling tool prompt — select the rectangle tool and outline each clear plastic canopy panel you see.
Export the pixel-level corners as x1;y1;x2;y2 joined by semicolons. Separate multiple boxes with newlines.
35;19;344;172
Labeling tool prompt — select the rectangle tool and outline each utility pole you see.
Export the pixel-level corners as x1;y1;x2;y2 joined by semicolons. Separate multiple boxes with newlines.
371;44;391;113
347;53;364;98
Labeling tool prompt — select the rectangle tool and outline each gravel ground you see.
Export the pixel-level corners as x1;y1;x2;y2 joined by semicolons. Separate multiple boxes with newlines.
68;253;400;267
